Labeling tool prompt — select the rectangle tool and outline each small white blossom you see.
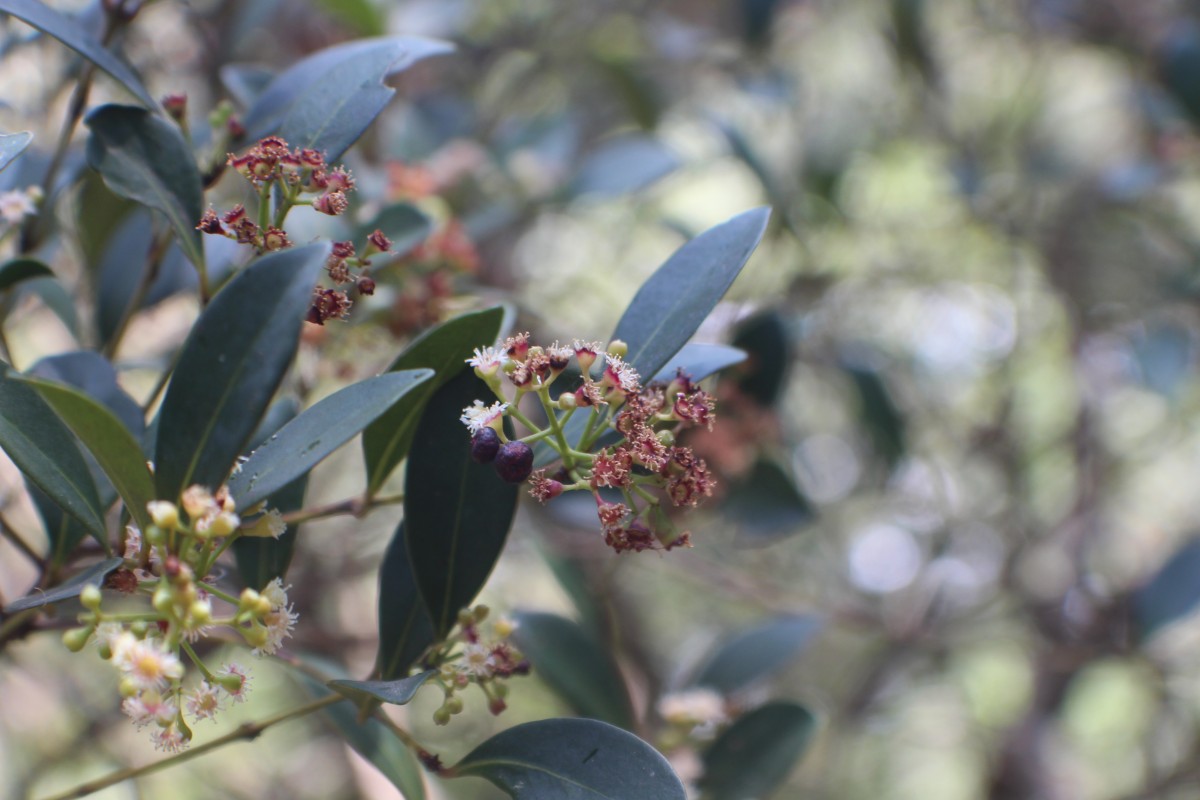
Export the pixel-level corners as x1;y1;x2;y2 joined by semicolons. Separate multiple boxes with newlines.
122;690;177;729
261;578;289;610
152;727;189;753
217;662;251;703
0;189;36;224
186;681;222;722
114;638;184;691
656;687;728;728
255;605;298;656
460;400;509;434
459;642;495;678
466;346;508;374
604;354;641;393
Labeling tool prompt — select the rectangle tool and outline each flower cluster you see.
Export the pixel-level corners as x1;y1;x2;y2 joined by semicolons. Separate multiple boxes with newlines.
462;334;718;552
61;485;292;751
424;606;529;724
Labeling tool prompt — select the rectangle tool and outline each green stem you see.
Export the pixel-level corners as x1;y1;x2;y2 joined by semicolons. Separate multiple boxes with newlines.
38;694;345;800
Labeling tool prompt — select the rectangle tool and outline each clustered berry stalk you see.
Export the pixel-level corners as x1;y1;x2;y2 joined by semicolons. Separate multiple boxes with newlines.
61;486;294;752
462;334;717;553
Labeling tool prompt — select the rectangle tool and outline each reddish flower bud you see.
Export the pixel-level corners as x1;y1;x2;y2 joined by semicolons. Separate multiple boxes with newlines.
324;168;355;192
488;697;508;716
471;428;501;464
227;116;246;139
162;93;187;122
494;441;534;483
331;240;355;259
196;208;224;235
356;276;376;295
367;229;392;253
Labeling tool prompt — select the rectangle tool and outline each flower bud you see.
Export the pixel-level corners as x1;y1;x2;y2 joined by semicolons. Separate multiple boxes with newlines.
146;524;166;545
606;339;628;358
131;621;149;636
488;697;508;716
148;501;179;529
433;707;452;726
162;93;187;123
494;441;534;483
656;429;676;447
557;392;576;410
473;605;490;623
80;584;102;611
493;616;516;638
445;696;464;714
152;585;174;613
471;428;501;464
119;676;139;697
62;626;93;652
356;276;376;296
242;625;269;648
190;600;213;625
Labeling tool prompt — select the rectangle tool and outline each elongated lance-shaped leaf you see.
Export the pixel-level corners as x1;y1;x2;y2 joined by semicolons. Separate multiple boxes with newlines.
19;376;155;533
0;1;153;106
0;258;52;292
154;243;329;502
85;105;205;267
377;521;436;680
229;370;432;510
328;670;436;706
0;131;32;173
363;306;506;495
691;615;822;694
700;702;816;800
404;369;519;637
512;611;636;730
4;557;124;613
244;37;453;162
453;718;687;799
0;362;106;545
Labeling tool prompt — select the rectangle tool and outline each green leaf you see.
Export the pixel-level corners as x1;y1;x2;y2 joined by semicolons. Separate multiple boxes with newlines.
512;611;635;730
84;105;205;268
0;1;154;106
19;376;155;533
356;202;433;258
651;343;746;383
229;370;432;510
243;37;453;162
454;718;686;799
700;702;816;800
691;616;821;694
4;557;124;613
376;520;437;680
568;135;680;199
0;258;53;292
722;458;815;543
0;130;33;173
0;362;106;545
404;369;519;637
313;0;385;35
844;362;906;468
328;670;436;706
22;276;78;336
154;243;329;501
1134;539;1200;637
219;64;276;110
363;306;505;495
730;310;791;407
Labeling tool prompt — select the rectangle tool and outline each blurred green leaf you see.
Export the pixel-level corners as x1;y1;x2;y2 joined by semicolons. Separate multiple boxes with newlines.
722;458;815;543
22;276;78;336
377;520;436;680
844;362;906;468
312;0;384;35
700;702;816;800
0;1;154;106
568;135;680;199
219;64;277;110
84;105;205;268
453;718;686;799
692;616;822;694
1134;539;1200;637
0;362;106;546
75;171;137;271
3;557;124;613
229;370;432;510
356;202;433;258
0;258;52;292
512;611;636;730
404;369;519;637
0;131;32;173
244;37;453;162
328;670;436;706
730;310;791;407
1162;25;1200;128
154;243;329;501
363;306;505;495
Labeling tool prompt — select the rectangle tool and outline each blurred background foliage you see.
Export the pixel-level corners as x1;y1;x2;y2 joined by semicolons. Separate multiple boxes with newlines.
7;0;1200;798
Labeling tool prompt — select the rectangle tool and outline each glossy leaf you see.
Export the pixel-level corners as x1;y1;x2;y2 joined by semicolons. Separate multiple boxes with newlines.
95;209;193;344
220;64;276;109
0;362;106;544
1134;539;1200;637
691;616;821;694
0;258;52;292
356;202;433;258
722;459;815;543
19;376;155;533
154;243;329;501
0;131;32;173
454;718;686;800
244;37;453;162
0;1;154;106
229;370;432;510
404;369;519;637
85;105;205;267
363;306;505;495
328;670;436;706
730;310;791;407
512;611;635;730
376;521;436;680
568;135;680;199
700;702;816;800
614;207;770;380
4;557;123;613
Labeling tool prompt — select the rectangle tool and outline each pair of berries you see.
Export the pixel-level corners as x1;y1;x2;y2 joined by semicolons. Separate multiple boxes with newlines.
470;428;533;483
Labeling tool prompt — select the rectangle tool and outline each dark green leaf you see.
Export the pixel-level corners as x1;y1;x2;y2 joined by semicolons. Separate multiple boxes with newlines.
454;718;686;799
356;202;433;258
404;369;519;637
84;105;205;267
27;351;143;437
4;557;123;613
328;670;436;706
568;135;680;199
844;362;906;468
313;0;385;35
244;37;453;162
363;306;505;495
19;376;155;533
0;131;32;173
692;616;821;694
730;310;791;407
154;243;329;501
512;611;635;730
376;521;436;680
700;702;816;800
1163;26;1200;129
0;258;52;292
0;1;154;106
75;170;137;271
1134;539;1200;637
229;370;432;510
0;362;106;544
613;208;770;381
537;547;605;637
722;459;815;543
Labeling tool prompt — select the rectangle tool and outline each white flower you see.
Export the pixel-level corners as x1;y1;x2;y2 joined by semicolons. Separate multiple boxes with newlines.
255;605;298;656
93;621;125;652
466;346;509;374
122;525;142;560
603;354;641;393
122;690;177;729
152;727;189;753
261;578;290;610
217;662;251;703
459;642;495;678
113;638;184;691
186;681;222;722
460;400;509;434
656;688;728;728
0;189;35;224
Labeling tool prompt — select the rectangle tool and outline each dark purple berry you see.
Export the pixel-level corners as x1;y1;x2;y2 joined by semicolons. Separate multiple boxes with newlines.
471;428;501;464
494;441;534;483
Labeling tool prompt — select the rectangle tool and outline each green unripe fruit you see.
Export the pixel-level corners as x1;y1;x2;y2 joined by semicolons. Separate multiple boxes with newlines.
446;696;465;715
62;626;93;652
433;707;452;726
